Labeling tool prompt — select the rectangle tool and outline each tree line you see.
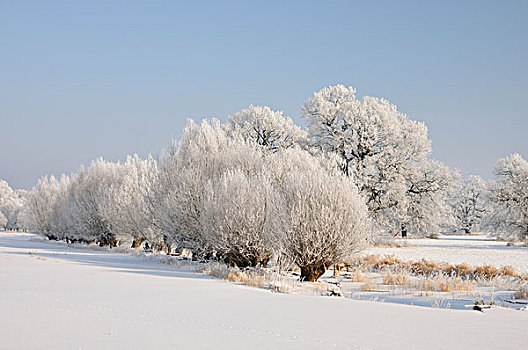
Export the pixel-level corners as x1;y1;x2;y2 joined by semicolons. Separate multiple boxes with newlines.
1;85;527;281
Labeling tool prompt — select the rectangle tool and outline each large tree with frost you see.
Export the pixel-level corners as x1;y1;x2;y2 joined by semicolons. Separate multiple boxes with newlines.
301;85;453;234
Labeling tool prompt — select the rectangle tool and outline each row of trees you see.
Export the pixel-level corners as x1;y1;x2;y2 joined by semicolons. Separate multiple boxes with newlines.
3;85;526;281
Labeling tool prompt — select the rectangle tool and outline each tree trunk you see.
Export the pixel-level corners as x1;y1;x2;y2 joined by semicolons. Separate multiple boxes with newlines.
131;238;145;248
300;262;327;282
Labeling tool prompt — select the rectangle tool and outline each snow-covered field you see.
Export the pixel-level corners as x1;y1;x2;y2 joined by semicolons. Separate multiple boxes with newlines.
1;232;527;349
367;234;528;273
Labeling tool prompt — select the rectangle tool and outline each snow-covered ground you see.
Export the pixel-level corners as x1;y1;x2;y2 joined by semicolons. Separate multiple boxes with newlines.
1;232;527;349
367;234;528;273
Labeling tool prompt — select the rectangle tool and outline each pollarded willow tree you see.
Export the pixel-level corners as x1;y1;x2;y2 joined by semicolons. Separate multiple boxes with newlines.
201;169;273;267
109;154;160;248
301;85;454;234
66;159;125;246
272;162;370;282
487;153;528;240
153;118;266;258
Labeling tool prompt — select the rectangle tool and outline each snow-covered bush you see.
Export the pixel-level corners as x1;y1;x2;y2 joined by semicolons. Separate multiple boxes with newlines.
487;154;528;240
272;167;369;281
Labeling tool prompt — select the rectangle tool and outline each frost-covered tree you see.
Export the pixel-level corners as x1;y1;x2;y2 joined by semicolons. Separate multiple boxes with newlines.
153;119;265;257
66;159;124;246
227;105;305;152
273;165;369;281
404;160;458;235
0;179;25;230
201;170;273;267
450;175;488;233
487;154;528;240
109;154;160;248
25;175;70;238
0;211;6;229
301;85;452;234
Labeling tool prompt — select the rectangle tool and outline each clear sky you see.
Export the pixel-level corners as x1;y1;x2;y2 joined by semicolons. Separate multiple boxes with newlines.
1;0;527;189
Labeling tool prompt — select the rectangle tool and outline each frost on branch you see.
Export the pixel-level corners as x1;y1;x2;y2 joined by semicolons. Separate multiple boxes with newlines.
227;105;305;152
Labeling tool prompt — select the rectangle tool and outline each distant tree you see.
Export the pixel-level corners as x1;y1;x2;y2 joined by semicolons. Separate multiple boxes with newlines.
25;175;69;238
487;154;528;240
450;175;488;233
0;179;25;230
404;160;459;235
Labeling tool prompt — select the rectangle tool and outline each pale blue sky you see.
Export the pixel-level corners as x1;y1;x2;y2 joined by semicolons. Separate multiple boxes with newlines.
1;0;527;189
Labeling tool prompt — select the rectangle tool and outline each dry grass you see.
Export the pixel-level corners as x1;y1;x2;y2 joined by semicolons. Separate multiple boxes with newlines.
450;263;473;276
409;259;449;275
506;242;515;247
227;270;267;287
383;270;411;286
355;255;521;281
474;265;500;278
415;275;474;292
360;254;384;267
499;265;518;278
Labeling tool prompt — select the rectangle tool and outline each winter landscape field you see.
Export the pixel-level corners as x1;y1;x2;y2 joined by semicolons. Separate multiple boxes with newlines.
2;1;528;349
1;231;527;349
